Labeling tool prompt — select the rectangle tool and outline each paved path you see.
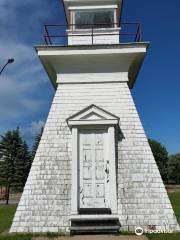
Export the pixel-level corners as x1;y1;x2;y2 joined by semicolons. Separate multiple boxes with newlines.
33;235;148;240
0;193;21;204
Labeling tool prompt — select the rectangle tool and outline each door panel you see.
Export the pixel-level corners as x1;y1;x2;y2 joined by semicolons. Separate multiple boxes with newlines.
83;183;92;197
96;183;105;197
83;166;92;179
95;166;104;180
79;129;109;210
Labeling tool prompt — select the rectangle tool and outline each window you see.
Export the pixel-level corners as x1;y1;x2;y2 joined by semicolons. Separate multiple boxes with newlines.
74;9;115;29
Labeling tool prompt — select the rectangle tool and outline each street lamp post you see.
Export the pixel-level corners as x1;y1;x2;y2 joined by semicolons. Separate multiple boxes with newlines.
0;58;14;76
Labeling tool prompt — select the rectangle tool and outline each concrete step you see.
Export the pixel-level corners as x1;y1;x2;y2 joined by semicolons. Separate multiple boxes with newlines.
70;217;119;222
70;217;120;234
70;225;120;233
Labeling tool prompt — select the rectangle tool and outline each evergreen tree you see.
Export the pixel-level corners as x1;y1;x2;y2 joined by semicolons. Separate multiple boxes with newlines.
13;140;31;192
32;127;43;160
168;153;180;184
23;141;32;181
0;128;31;203
0;130;19;204
148;139;168;183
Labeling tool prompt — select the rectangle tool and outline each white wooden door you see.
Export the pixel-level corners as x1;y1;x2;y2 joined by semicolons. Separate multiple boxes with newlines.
79;130;110;209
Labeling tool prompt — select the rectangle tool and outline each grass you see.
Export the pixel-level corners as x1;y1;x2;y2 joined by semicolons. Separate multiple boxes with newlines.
0;204;30;239
147;233;180;240
169;192;180;223
0;235;32;240
0;192;179;239
0;204;17;234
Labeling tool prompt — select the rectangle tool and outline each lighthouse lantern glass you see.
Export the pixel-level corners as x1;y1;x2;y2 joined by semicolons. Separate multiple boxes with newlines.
74;9;115;29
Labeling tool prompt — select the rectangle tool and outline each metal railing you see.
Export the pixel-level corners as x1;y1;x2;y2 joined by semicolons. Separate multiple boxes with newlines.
44;22;142;45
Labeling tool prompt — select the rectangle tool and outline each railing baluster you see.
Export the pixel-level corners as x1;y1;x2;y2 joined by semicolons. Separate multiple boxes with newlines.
134;24;139;42
46;26;52;45
44;25;48;45
139;23;142;42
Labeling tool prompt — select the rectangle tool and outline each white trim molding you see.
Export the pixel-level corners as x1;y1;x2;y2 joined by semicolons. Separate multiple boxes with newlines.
71;127;79;214
68;5;118;10
67;104;119;127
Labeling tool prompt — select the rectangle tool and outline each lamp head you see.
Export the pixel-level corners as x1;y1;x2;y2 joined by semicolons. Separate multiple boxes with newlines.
7;58;14;64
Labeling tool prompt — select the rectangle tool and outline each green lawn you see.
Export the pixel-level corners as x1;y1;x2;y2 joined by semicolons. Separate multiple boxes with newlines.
0;204;17;234
147;233;180;240
0;235;32;240
0;192;179;239
169;192;180;223
0;205;31;240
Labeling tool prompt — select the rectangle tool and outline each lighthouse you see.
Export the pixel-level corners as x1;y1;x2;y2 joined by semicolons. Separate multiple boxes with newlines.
11;0;179;234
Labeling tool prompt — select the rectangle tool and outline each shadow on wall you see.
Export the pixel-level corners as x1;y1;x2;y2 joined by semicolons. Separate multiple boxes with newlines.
115;125;125;186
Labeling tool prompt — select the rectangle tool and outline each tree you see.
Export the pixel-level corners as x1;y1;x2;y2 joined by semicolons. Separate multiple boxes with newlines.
168;153;180;184
148;139;168;183
32;127;43;160
13;141;31;192
0;129;20;204
0;128;31;204
24;141;32;179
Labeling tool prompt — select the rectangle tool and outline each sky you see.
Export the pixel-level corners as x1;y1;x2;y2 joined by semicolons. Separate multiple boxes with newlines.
0;0;179;154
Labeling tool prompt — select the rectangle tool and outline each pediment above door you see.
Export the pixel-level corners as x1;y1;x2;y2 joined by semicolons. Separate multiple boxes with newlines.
67;104;119;126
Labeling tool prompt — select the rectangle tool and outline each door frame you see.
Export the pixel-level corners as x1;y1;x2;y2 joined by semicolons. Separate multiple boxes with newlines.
67;105;119;216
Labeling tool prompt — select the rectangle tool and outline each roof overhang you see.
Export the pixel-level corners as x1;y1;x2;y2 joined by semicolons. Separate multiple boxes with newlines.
35;43;149;90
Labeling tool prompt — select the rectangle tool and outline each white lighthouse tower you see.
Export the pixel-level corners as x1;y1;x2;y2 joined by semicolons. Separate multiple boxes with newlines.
11;0;179;234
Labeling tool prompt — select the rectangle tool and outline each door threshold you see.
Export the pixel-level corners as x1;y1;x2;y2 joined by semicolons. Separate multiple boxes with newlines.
79;208;111;215
70;214;119;221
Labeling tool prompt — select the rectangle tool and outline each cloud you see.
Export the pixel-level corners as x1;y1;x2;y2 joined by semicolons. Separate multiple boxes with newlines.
21;120;45;147
0;0;65;44
0;42;52;122
0;42;42;76
0;0;64;146
22;120;45;139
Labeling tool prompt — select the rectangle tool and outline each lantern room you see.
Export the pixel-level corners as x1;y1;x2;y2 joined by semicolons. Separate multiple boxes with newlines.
44;0;141;46
64;0;123;45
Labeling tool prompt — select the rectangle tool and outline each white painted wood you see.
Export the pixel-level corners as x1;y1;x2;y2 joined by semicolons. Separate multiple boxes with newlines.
67;104;119;126
36;44;148;88
57;72;128;84
10;81;179;233
95;132;109;207
68;119;118;125
71;127;79;214
10;0;178;230
68;5;118;10
68;104;118;120
68;28;120;46
64;0;122;44
64;0;122;19
79;130;109;209
64;0;121;3
37;46;147;56
132;173;144;182
108;126;117;214
69;105;118;212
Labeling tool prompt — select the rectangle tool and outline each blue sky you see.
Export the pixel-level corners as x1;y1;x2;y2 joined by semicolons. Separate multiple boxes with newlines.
0;0;179;154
